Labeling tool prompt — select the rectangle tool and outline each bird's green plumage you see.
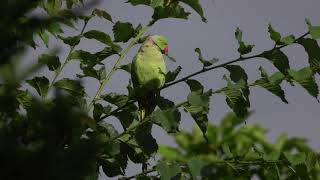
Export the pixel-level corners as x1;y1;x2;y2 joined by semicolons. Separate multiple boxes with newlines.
131;35;168;121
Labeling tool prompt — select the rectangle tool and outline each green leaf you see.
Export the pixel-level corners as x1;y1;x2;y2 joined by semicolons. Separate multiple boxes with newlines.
179;0;207;22
254;67;288;103
263;150;281;162
84;30;112;45
152;107;181;133
58;35;81;46
165;66;182;83
184;92;210;140
158;145;183;161
127;0;151;6
102;93;129;107
187;157;209;179
119;63;132;74
135;128;158;155
268;24;282;44
93;103;112;120
151;3;190;24
225;65;248;83
262;49;290;76
156;161;181;180
288;67;319;99
38;30;49;47
235;27;254;55
38;54;61;73
281;35;295;45
297;38;320;74
26;76;49;97
306;19;320;39
284;152;306;166
83;30;122;52
113;22;136;43
222;76;250;118
194;48;218;67
114;105;139;129
185;79;204;94
71;48;119;66
77;64;106;82
17;90;33;109
53;78;85;97
92;9;113;22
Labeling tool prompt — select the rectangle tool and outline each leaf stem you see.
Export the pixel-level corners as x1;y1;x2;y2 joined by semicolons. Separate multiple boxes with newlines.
86;26;149;112
46;20;89;96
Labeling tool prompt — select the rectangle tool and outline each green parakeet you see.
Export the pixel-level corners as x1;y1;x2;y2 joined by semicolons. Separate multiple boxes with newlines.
131;35;169;121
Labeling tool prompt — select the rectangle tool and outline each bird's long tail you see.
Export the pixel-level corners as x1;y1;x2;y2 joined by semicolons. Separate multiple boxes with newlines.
137;91;157;172
138;91;157;121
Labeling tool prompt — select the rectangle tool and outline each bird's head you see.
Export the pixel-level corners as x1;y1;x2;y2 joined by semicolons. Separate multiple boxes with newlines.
149;35;169;55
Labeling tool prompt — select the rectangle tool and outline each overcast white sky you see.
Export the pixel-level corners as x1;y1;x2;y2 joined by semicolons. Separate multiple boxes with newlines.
24;0;320;178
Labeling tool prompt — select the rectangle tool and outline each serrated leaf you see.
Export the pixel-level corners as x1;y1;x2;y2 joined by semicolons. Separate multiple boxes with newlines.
127;0;151;6
38;30;49;47
77;64;106;82
151;3;190;24
194;48;218;67
235;27;254;55
58;35;81;46
114;105;139;129
263;151;281;162
222;76;250;118
262;49;290;75
156;161;181;180
158;145;183;161
71;48;118;66
281;35;295;45
225;65;248;83
113;22;136;43
17;90;33;109
26;76;49;97
119;63;132;74
152;107;181;133
284;152;306;166
165;66;182;83
268;24;282;44
288;67;319;99
185;79;203;94
92;8;113;22
53;78;85;96
254;67;288;103
179;0;207;22
297;38;320;74
38;54;61;73
102;93;129;107
306;19;320;39
93;103;112;120
83;30;121;51
135;128;158;155
184;92;210;140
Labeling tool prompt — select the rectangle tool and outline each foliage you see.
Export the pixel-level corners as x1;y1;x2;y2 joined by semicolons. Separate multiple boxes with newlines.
0;0;320;179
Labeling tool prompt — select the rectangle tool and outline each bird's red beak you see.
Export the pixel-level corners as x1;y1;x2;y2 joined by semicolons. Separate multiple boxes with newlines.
163;46;169;55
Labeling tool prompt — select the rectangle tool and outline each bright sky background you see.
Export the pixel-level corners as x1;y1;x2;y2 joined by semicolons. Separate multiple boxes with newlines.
24;0;320;178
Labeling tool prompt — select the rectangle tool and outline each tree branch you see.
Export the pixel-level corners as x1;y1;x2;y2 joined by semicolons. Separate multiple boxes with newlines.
46;20;89;97
98;31;309;121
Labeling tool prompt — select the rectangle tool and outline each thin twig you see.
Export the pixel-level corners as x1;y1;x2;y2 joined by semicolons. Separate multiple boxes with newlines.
46;20;89;96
